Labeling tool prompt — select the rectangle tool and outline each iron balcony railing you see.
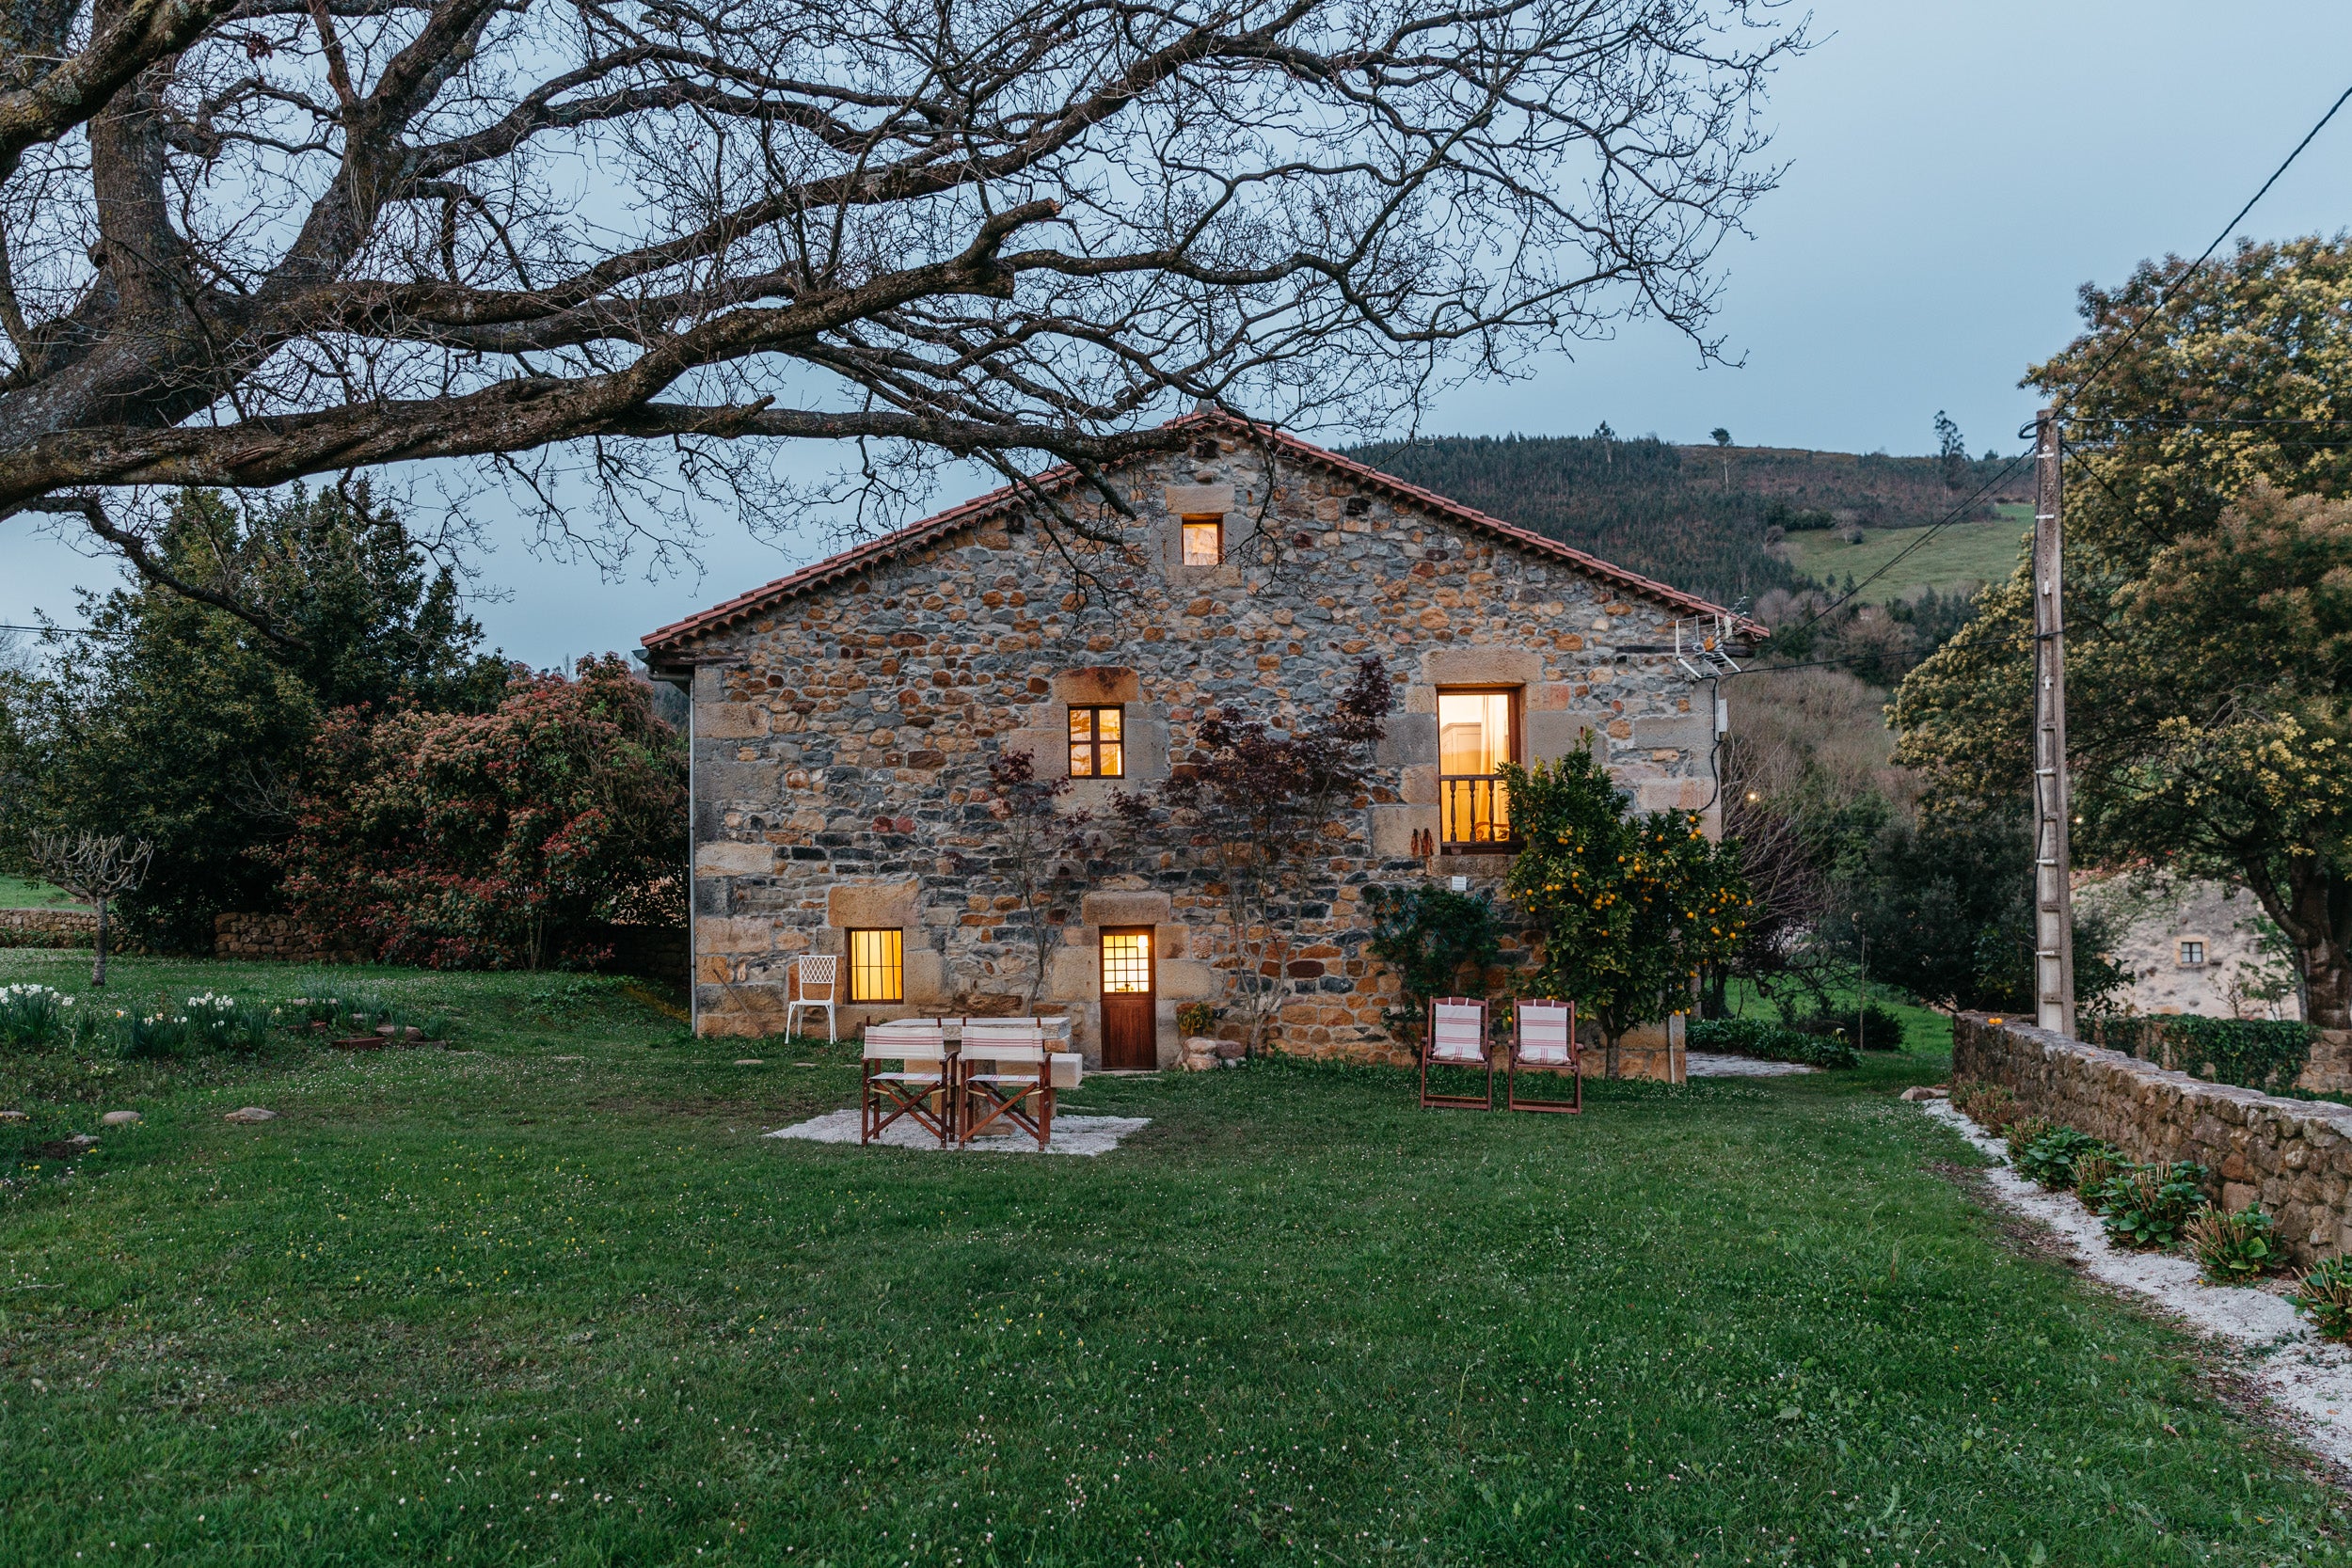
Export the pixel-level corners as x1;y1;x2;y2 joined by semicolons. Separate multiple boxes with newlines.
1439;775;1514;848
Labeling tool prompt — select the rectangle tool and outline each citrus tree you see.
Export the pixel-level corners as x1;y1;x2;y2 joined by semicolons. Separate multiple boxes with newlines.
1501;740;1749;1073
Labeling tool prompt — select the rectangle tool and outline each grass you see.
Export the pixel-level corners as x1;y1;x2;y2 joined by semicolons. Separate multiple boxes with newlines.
2;953;2347;1565
0;875;78;910
1781;504;2031;603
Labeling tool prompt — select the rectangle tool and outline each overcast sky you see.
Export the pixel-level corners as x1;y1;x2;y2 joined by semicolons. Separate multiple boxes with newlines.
8;1;2350;667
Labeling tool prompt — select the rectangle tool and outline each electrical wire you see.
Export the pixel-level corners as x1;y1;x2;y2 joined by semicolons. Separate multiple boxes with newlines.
2066;82;2352;406
1781;449;2036;639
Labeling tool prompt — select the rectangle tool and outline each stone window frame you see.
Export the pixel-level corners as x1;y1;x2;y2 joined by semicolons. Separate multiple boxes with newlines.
1435;684;1524;853
1069;704;1127;779
1180;513;1225;566
848;927;905;1002
2178;937;2208;969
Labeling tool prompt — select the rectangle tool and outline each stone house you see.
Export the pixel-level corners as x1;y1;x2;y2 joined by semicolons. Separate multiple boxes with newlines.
2074;873;2303;1022
639;412;1760;1066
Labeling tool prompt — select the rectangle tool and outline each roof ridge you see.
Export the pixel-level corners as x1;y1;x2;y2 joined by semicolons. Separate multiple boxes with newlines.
640;412;1762;651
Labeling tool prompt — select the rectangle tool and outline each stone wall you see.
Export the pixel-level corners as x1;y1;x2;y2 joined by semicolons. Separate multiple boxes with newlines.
671;430;1724;1059
212;913;686;982
0;908;98;947
214;913;363;965
1953;1012;2352;1267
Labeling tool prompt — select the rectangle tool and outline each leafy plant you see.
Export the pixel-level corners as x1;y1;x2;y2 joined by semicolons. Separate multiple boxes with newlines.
2071;1146;2122;1204
1948;1080;2019;1134
2094;1162;2208;1251
229;1004;280;1056
1685;1017;1856;1069
119;1011;188;1060
0;982;76;1050
1175;1002;1218;1037
2296;1257;2352;1342
1782;1000;1907;1052
2015;1125;2106;1191
2183;1204;2279;1285
2155;1016;2314;1093
1365;883;1502;1046
1502;736;1750;1073
417;1012;458;1045
2003;1116;2061;1163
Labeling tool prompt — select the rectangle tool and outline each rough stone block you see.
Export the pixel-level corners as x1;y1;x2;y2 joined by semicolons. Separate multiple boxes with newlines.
1051;667;1141;704
1631;713;1711;752
1374;711;1437;767
696;840;777;876
827;879;920;928
1163;483;1233;515
1369;804;1437;857
1420;646;1543;688
698;700;771;739
696;916;775;955
902;948;951;1004
1399;765;1438;805
1635;778;1710;813
700;762;781;800
1081;890;1174;927
1158;958;1216;1000
1046;947;1097;1002
1527;709;1604;764
1528;682;1582;712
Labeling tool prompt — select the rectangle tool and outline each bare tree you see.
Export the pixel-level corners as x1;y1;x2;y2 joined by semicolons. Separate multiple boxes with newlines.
0;0;1799;630
26;830;152;986
981;749;1102;1017
1151;656;1391;1055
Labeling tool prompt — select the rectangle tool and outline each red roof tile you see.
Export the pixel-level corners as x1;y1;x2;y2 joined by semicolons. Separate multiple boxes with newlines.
640;412;1764;654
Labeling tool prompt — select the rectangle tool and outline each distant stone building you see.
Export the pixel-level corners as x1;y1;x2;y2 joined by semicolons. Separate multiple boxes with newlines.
2075;873;2301;1022
639;412;1758;1065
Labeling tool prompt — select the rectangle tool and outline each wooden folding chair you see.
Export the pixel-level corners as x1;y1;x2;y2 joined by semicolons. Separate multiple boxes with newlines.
1420;996;1493;1111
861;1021;954;1146
1506;998;1581;1115
959;1028;1055;1149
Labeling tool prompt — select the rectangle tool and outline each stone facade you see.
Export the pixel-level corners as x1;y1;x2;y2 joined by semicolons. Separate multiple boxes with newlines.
1953;1012;2352;1267
642;414;1753;1063
2074;873;2301;1021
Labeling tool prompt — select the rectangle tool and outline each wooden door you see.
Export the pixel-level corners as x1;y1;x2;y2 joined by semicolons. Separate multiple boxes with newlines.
1099;927;1158;1069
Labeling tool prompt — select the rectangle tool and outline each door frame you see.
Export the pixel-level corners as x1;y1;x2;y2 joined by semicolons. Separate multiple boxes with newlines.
1097;925;1159;1069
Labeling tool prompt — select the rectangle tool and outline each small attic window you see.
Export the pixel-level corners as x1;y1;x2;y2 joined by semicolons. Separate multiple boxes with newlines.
1344;496;1371;516
1192;438;1220;459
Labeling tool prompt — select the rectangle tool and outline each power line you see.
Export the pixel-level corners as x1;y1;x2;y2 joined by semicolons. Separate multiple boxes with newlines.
2067;82;2352;406
0;623;103;637
1783;449;2036;638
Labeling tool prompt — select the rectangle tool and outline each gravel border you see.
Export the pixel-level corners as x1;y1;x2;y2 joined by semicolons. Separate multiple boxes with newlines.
1923;1099;2352;1471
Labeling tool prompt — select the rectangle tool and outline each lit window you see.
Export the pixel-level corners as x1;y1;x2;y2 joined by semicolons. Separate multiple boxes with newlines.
1181;515;1224;566
1438;689;1516;845
848;928;903;1002
1069;705;1124;778
2179;940;2206;968
1101;930;1153;992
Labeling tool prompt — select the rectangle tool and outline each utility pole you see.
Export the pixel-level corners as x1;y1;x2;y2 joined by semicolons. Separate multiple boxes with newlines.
2031;406;2076;1037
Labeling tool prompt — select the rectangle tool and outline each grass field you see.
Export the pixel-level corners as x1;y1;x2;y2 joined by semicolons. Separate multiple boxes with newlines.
0;875;78;910
3;952;2346;1565
1782;504;2031;603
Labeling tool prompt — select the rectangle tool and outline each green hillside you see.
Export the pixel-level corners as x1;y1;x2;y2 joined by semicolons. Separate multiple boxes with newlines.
1346;434;2033;607
1780;503;2031;603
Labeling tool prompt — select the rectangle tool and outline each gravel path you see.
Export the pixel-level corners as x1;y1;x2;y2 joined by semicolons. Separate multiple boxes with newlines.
1686;1053;1821;1078
1923;1099;2352;1472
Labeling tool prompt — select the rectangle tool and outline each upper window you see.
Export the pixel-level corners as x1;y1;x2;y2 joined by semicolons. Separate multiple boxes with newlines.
1438;689;1517;846
2179;940;2207;969
1069;705;1125;778
848;928;904;1003
1181;514;1225;566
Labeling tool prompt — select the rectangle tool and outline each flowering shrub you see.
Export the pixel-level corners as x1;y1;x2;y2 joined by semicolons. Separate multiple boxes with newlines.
0;983;76;1050
278;656;687;970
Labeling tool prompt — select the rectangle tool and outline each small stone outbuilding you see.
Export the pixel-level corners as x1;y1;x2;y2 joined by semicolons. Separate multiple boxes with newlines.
640;412;1759;1066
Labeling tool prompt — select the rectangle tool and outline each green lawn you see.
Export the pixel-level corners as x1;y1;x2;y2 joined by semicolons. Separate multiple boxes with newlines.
2;953;2345;1565
0;875;78;910
1782;505;2031;602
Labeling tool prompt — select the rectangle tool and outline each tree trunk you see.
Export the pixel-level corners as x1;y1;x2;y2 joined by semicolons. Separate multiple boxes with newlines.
91;896;109;988
2252;858;2352;1030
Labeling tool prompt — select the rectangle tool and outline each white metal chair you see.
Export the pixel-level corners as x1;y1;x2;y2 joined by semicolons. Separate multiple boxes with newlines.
861;1021;953;1146
1420;996;1493;1111
785;954;838;1043
959;1027;1056;1149
1506;998;1581;1115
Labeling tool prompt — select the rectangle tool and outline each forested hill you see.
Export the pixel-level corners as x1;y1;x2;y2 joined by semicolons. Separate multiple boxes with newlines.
1343;433;2035;607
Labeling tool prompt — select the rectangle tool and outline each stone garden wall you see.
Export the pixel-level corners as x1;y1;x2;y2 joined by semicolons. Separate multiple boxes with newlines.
1953;1012;2352;1267
0;908;97;946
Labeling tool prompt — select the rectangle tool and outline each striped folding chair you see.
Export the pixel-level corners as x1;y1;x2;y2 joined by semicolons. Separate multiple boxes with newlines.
1420;996;1493;1111
1506;998;1581;1115
861;1020;953;1146
959;1026;1055;1149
